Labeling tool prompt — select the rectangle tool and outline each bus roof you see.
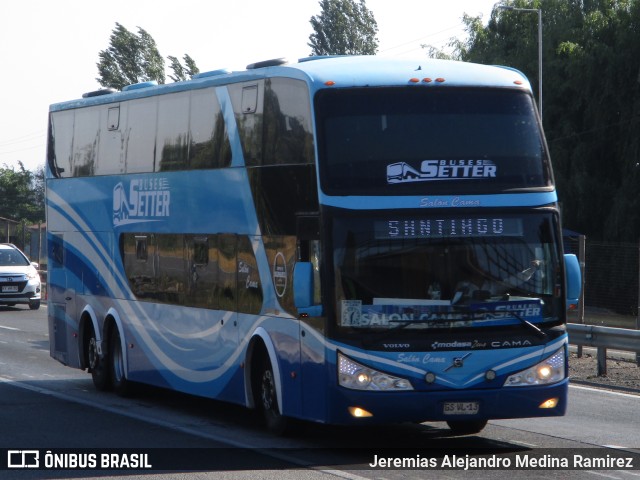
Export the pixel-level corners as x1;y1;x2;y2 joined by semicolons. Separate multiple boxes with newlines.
50;56;532;112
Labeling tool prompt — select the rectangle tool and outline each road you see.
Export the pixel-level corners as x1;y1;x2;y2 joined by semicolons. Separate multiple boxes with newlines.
0;305;638;479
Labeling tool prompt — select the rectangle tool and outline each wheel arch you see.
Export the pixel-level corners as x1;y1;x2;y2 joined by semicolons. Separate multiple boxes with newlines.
244;327;282;413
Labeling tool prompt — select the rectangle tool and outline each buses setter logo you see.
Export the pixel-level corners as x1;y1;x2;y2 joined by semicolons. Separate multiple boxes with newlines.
387;160;497;184
113;178;171;226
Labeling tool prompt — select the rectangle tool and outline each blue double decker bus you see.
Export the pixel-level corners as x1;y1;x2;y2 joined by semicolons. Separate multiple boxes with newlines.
47;56;581;434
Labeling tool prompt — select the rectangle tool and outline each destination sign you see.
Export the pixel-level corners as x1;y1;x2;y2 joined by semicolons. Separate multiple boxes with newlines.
374;217;524;240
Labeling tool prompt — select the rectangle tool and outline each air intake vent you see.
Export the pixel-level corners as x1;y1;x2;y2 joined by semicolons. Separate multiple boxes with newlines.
82;88;117;98
193;68;231;79
122;81;158;92
246;58;288;70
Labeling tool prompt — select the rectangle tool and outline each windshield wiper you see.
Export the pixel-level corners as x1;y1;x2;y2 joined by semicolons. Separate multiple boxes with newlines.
472;307;547;339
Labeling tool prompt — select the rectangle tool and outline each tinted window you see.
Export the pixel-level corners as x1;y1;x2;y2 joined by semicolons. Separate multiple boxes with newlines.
157;92;190;171
230;82;264;166
316;88;551;195
263;78;314;165
237;235;263;314
189;89;232;169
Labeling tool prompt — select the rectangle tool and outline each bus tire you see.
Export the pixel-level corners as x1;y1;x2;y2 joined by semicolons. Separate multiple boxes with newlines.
108;327;131;396
446;420;488;435
254;356;288;435
86;322;110;391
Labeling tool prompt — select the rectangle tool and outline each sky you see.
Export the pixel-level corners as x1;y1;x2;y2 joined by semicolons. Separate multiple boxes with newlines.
0;0;498;173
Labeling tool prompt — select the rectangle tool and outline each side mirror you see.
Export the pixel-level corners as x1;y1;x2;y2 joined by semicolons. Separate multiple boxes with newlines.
293;262;322;316
564;254;581;309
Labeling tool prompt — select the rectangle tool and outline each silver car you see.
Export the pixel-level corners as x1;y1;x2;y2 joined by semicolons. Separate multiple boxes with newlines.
0;244;42;310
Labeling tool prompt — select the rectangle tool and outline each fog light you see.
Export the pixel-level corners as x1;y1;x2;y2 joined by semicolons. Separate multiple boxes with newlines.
349;406;373;418
539;397;559;409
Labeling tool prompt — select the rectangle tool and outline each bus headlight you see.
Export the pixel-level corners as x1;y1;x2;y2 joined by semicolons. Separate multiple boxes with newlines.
504;348;565;387
338;352;413;391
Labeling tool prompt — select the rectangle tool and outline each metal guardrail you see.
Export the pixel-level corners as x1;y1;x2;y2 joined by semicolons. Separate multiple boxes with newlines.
568;323;640;352
567;323;640;375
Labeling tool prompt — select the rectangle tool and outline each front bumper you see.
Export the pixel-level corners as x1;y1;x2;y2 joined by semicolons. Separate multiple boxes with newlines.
327;379;568;425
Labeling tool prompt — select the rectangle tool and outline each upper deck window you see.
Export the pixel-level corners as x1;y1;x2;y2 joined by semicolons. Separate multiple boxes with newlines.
315;87;551;195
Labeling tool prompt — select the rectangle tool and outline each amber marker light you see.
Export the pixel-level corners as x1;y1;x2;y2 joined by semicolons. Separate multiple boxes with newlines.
539;398;559;409
514;80;524;85
435;77;446;83
348;406;373;418
409;78;420;83
324;81;336;86
423;78;432;83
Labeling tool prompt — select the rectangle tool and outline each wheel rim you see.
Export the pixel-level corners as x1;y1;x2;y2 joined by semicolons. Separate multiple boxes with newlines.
260;369;277;413
112;338;124;383
88;337;99;370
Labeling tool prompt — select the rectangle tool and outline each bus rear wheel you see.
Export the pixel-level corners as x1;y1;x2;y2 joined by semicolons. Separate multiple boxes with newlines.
255;357;288;434
87;323;109;391
446;420;488;435
109;328;131;396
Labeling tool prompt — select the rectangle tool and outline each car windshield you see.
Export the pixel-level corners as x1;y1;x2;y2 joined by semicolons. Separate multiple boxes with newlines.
331;212;563;331
0;249;30;267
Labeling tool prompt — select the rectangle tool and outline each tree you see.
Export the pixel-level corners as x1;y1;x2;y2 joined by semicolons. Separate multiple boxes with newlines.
167;54;200;83
97;23;165;90
97;23;200;90
308;0;378;56
0;162;43;223
456;0;640;242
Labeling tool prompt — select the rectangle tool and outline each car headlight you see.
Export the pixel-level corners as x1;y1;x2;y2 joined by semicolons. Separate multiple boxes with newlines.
504;348;565;387
338;352;413;391
27;272;39;281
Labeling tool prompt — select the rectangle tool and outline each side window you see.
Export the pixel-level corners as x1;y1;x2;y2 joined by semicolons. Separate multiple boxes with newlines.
156;234;186;305
229;81;264;166
49;111;74;178
237;236;263;314
189;89;232;169
71;106;101;176
122;234;157;299
263;78;314;165
186;235;218;309
216;234;237;311
156;92;190;171
107;107;120;130
135;236;148;261
126;97;157;174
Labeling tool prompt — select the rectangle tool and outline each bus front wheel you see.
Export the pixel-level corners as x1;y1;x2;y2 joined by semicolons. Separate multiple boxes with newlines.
446;420;488;435
255;357;288;434
109;328;131;396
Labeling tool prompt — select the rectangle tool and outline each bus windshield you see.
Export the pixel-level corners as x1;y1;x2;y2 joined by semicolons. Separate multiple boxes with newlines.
332;212;563;331
316;87;551;195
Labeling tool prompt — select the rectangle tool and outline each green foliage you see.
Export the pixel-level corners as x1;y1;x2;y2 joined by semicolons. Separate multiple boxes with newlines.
168;54;200;83
459;0;640;241
97;23;165;90
0;162;44;223
308;0;379;56
97;23;200;90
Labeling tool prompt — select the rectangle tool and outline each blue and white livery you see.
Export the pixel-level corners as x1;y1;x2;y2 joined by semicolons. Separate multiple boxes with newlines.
47;56;581;434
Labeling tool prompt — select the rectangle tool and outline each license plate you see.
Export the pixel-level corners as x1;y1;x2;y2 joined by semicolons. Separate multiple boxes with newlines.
443;401;479;415
2;286;18;293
